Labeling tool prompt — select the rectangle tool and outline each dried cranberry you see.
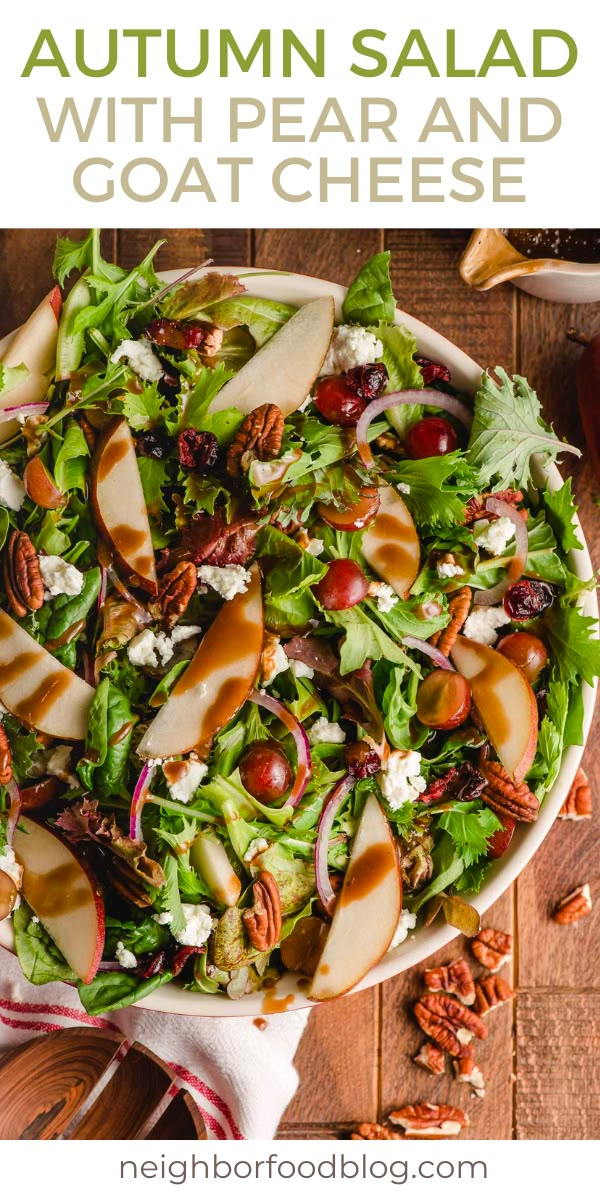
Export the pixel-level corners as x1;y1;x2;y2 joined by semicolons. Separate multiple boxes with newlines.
420;766;459;804
344;740;381;779
146;317;223;355
503;580;554;622
171;945;202;978
415;356;452;386
453;762;486;802
178;429;219;472
136;950;167;979
345;362;389;399
135;430;171;460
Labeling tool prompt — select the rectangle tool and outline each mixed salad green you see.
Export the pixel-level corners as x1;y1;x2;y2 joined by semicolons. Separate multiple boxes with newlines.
0;232;598;1015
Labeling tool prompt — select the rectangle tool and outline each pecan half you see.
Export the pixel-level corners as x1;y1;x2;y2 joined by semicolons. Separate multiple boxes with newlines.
552;883;592;925
473;974;514;1015
454;1052;485;1099
182;512;258;568
464;489;524;525
157;560;197;627
243;870;282;952
413;1042;446;1075
4;531;44;618
351;1122;403;1141
108;859;153;908
471;928;513;973
557;766;592;820
480;759;540;823
424;957;476;1006
227;404;284;477
414;993;487;1056
389;1103;469;1138
430;586;471;656
0;725;12;787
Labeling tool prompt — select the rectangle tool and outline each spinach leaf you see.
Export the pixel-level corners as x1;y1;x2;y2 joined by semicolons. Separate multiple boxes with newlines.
79;969;173;1016
343;251;396;324
13;901;78;985
381;665;419;749
45;567;101;644
149;660;189;708
103;914;170;960
94;683;136;797
78;678;110;790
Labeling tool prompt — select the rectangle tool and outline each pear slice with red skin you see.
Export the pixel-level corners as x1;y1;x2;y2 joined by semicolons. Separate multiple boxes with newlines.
0;608;94;739
23;455;66;509
450;635;538;783
208;297;334;418
309;792;402;1002
90;416;157;595
0;286;62;442
361;486;421;598
137;563;264;759
13;815;104;984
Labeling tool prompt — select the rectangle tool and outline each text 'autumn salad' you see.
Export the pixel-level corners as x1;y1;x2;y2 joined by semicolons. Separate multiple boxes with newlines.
0;233;597;1015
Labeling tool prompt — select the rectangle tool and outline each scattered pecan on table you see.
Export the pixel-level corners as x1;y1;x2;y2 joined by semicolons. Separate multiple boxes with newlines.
351;1123;403;1141
227;404;285;477
552;883;593;925
414;994;487;1056
557;766;592;820
473;974;514;1016
480;759;540;823
389;1103;469;1138
471;929;513;973
424;957;476;1006
243;870;282;952
413;1042;446;1075
4;530;44;618
429;586;471;657
454;1052;485;1099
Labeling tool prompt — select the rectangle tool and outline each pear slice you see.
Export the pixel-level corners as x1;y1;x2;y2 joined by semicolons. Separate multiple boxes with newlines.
137;564;264;759
0;286;62;442
450;635;538;782
90;416;157;594
208;297;334;417
13;815;104;984
362;486;421;598
309;793;402;1002
0;608;94;739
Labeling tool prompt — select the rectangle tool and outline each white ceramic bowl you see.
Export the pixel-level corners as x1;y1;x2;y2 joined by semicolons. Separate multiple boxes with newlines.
0;267;597;1017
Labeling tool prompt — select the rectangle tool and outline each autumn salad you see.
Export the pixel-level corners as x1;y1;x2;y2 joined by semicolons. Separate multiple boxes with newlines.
0;232;597;1015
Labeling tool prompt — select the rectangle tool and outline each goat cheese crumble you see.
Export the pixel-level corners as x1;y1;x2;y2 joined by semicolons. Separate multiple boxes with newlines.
248;453;298;489
261;638;289;686
0;459;26;512
321;325;383;375
380;749;427;810
115;941;138;969
308;717;346;746
197;563;250;601
127;625;202;669
111;338;163;382
306;537;324;557
389;908;418;949
396;482;411;495
369;581;398;613
174;904;213;947
164;758;208;804
243;837;270;864
289;658;314;681
437;559;464;580
462;605;510;646
39;555;84;598
473;516;515;557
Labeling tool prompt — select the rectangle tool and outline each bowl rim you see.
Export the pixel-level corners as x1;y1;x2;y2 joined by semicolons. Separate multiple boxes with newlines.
0;264;597;1018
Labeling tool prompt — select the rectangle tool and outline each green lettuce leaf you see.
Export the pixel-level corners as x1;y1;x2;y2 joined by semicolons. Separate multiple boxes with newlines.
541;602;600;688
438;802;503;867
121;381;164;432
161;272;246;320
53;421;89;494
208;295;296;347
466;368;581;491
325;606;417;675
343;251;396;324
13;901;79;985
542;478;583;554
391;452;478;529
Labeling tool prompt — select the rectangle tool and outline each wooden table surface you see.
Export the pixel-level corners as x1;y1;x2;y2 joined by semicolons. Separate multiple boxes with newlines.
0;227;598;1140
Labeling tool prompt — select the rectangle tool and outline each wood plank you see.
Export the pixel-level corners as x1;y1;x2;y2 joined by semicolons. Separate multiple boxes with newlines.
380;892;515;1140
0;230;116;331
116;228;250;272
281;988;379;1127
253;229;383;282
385;230;516;370
516;991;600;1138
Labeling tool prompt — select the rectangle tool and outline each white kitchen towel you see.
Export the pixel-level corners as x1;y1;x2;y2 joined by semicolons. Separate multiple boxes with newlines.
0;948;309;1139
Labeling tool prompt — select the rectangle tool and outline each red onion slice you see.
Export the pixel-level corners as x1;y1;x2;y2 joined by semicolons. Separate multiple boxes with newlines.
0;401;49;424
315;774;354;916
401;636;454;671
473;497;529;607
129;761;158;842
5;777;21;846
356;389;473;469
249;688;311;808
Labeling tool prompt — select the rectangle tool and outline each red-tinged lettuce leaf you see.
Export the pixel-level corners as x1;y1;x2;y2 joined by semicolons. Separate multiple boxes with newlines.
161;272;246;321
55;798;166;888
285;635;385;746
